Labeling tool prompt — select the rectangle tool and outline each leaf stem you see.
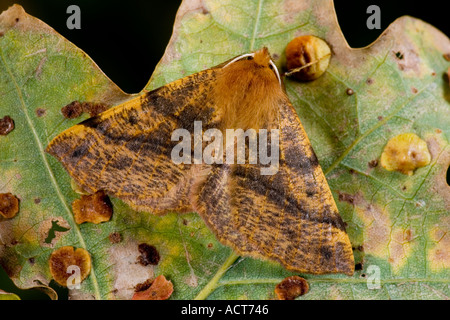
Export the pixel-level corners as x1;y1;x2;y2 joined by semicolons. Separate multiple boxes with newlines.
194;251;240;300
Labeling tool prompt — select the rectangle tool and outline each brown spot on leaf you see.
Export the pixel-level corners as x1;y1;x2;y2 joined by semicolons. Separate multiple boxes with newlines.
49;246;91;287
61;101;109;119
82;102;108;117
61;101;83;119
366;78;373;85
368;159;378;168
0;193;19;219
389;228;415;273
108;232;122;244
428;218;450;271
134;278;153;292
132;275;173;300
34;197;41;204
35;108;46;117
338;192;355;205
71;191;113;224
137;243;160;266
394;45;422;75
404;229;413;241
275;276;309;300
443;53;450;61
411;87;418;94
0;116;14;135
0;218;21;276
346;88;354;95
356;198;391;259
394;51;404;59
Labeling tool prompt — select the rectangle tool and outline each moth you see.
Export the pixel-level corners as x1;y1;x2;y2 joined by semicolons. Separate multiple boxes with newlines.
47;47;355;275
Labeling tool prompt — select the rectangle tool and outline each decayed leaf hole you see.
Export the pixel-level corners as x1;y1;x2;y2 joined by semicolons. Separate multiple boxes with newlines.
38;217;70;247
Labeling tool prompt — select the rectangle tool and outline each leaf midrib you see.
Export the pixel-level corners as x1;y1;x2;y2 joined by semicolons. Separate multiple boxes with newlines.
0;46;102;300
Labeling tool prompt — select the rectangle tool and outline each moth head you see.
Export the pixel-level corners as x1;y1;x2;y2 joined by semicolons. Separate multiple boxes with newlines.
216;48;285;131
223;47;282;86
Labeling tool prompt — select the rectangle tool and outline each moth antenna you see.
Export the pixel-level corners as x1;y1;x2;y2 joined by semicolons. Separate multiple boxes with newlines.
223;52;282;87
269;60;282;86
223;53;255;68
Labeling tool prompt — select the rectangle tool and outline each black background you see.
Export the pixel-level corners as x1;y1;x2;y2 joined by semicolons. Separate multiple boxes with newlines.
0;0;449;300
0;0;449;94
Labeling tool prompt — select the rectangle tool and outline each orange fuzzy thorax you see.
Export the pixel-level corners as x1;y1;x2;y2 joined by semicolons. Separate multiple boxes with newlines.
212;48;285;131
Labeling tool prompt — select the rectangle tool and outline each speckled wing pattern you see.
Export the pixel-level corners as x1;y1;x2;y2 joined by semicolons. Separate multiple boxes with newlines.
193;97;354;275
47;69;221;214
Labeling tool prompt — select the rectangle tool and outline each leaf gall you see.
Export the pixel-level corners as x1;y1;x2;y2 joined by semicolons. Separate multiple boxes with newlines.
48;246;91;287
0;193;19;219
137;243;160;266
0;116;14;135
380;133;431;175
71;191;113;224
285;35;331;81
132;275;173;300
275;276;309;300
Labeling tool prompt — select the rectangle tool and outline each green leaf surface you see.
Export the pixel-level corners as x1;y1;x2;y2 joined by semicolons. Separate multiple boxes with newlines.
0;289;20;300
1;0;449;300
